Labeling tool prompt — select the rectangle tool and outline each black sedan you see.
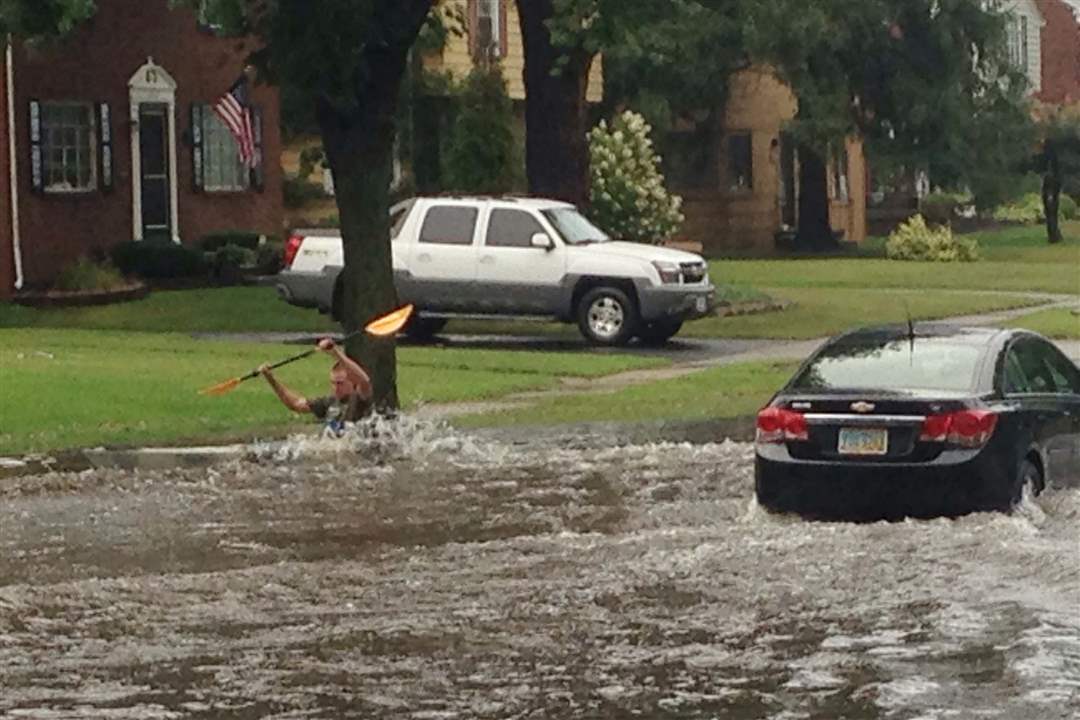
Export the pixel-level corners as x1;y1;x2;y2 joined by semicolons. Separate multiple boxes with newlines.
755;325;1080;520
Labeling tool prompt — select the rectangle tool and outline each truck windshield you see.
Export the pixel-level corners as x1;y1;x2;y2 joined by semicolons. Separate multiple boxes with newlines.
542;208;610;246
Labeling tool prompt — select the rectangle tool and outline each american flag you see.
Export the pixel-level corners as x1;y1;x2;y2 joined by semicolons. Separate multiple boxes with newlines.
213;75;258;168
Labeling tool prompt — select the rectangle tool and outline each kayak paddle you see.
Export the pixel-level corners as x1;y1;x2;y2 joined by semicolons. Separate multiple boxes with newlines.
199;304;414;396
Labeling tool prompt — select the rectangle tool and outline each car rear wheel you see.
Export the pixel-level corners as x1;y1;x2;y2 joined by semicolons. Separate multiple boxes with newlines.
1010;458;1044;508
637;319;683;346
577;286;638;346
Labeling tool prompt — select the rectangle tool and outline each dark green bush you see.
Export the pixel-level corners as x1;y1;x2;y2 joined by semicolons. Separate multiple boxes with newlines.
110;240;208;279
255;240;284;274
283;177;327;209
919;193;958;226
200;230;264;251
54;257;127;292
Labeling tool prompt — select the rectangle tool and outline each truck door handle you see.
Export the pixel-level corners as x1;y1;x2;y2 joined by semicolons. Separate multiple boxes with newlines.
417;252;432;263
479;255;495;264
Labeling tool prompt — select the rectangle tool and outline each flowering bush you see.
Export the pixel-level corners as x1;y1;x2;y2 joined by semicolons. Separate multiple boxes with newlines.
885;214;979;262
588;111;684;245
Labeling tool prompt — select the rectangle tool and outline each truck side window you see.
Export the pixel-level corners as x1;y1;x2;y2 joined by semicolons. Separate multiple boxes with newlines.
390;201;414;240
420;206;478;245
486;209;545;248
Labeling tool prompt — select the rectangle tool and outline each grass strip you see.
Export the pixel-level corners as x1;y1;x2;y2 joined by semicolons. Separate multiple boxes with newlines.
453;360;799;429
1004;308;1080;339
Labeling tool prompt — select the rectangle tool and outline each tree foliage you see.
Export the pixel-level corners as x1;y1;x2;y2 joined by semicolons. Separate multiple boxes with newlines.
444;65;518;195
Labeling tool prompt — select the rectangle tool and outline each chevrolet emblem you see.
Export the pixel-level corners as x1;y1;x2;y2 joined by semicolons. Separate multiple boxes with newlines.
850;401;876;413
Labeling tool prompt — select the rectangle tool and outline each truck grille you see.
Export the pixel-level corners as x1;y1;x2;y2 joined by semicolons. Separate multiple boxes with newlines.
680;262;706;284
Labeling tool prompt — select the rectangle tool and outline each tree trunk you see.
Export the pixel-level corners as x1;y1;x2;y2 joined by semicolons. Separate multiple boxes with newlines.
796;145;836;251
1042;148;1062;245
316;0;434;411
516;0;594;206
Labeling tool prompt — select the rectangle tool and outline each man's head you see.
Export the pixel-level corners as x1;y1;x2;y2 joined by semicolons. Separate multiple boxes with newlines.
329;362;355;400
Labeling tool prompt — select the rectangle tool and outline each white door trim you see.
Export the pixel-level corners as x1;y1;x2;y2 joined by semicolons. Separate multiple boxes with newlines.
128;57;180;243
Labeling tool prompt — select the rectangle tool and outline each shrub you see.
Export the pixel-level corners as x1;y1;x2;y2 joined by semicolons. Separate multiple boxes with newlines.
1059;193;1078;221
200;231;264;251
991;192;1077;224
256;240;284;275
885;214;979;262
283;177;328;209
110;240;208;279
919;191;973;226
588;110;684;244
53;257;127;292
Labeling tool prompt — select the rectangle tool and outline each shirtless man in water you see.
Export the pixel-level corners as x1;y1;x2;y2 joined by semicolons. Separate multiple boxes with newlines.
260;338;373;431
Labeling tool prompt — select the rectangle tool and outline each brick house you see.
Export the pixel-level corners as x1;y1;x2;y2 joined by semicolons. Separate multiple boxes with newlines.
669;68;867;255
1032;0;1080;104
0;0;282;300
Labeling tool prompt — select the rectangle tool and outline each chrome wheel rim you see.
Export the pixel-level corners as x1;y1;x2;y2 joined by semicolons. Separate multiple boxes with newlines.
587;297;625;340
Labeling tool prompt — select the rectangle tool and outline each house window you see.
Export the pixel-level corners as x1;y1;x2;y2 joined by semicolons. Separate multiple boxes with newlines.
41;102;96;192
727;132;753;192
831;145;850;202
476;0;503;59
199;105;250;191
1007;15;1029;73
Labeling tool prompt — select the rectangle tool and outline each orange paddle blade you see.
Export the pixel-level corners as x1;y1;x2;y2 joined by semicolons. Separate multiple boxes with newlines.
198;377;243;396
365;304;414;337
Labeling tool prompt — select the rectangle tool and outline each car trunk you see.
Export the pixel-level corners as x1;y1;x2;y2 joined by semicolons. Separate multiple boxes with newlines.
778;396;971;463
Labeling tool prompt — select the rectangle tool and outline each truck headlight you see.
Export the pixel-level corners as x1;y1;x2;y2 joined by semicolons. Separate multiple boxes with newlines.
652;260;680;284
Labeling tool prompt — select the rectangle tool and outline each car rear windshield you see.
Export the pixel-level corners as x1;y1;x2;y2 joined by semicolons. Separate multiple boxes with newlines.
789;339;986;393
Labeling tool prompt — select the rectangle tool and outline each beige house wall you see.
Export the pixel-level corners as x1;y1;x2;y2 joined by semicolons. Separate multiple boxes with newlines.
426;0;603;102
680;68;867;255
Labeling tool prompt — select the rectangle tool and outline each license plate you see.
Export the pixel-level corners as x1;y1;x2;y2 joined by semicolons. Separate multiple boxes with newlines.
837;427;888;455
695;296;708;313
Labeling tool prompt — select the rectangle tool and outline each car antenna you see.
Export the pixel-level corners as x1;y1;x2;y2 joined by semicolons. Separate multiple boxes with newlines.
904;301;916;358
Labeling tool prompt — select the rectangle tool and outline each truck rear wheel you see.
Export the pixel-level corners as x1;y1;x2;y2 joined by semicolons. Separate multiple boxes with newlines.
637;319;683;346
404;316;448;341
577;286;638;346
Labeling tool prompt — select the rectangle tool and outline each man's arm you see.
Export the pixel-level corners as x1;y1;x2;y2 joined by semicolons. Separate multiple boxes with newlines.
319;338;373;400
260;365;311;413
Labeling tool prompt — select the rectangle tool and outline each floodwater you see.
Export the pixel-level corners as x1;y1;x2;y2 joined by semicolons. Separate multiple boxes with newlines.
1;419;1078;719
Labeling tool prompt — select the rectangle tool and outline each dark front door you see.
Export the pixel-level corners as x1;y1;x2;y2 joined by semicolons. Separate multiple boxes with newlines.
139;104;170;240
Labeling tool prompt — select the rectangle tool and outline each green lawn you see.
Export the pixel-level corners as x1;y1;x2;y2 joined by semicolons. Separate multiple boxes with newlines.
454;360;798;428
0;329;668;455
1005;308;1080;339
683;288;1043;339
718;222;1079;295
0;286;340;333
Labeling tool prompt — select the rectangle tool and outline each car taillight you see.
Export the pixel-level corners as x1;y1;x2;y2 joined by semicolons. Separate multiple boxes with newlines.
919;410;998;448
756;407;808;444
283;234;303;268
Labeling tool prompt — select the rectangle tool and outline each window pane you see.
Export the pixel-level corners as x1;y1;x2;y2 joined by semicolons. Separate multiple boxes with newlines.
420;207;478;245
201;106;248;191
41;102;95;191
486;209;544;248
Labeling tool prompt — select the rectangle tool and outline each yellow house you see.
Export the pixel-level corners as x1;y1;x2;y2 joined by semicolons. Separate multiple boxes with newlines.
284;0;602;226
423;0;603;103
669;68;867;255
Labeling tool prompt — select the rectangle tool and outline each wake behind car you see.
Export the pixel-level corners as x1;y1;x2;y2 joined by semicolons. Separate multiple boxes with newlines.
276;196;716;346
755;325;1080;521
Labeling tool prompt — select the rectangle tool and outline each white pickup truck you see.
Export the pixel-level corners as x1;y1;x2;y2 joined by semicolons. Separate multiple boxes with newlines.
276;196;716;345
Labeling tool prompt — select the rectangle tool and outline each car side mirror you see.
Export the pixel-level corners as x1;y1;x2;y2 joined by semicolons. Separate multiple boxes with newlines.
530;232;554;251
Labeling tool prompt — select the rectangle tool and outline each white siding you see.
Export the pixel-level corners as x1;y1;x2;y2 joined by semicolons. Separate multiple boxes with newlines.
1003;0;1045;94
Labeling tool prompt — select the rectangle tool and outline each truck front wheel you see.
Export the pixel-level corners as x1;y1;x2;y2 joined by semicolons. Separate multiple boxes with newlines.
577;286;638;346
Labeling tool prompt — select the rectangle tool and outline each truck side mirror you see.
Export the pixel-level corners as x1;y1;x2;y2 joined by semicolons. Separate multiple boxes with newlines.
530;232;554;251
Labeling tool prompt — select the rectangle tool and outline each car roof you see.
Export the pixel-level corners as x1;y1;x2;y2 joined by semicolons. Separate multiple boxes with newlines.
413;195;575;212
829;323;1018;347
